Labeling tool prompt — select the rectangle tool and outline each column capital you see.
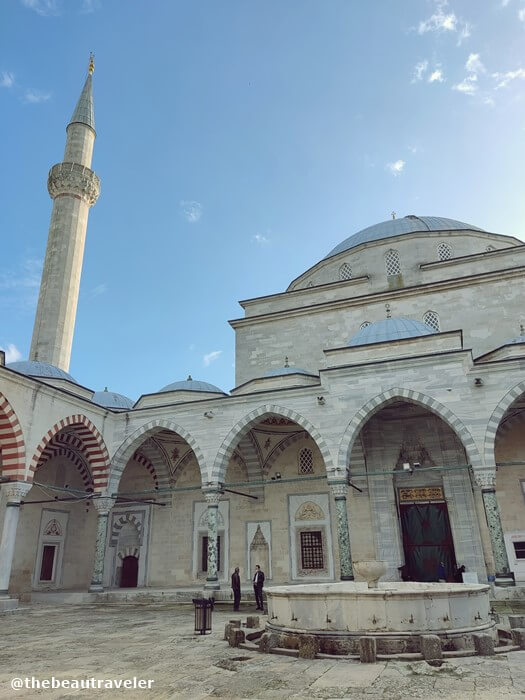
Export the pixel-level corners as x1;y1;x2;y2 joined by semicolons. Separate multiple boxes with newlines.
92;496;115;515
473;470;496;490
329;481;348;499
3;481;32;504
203;489;221;507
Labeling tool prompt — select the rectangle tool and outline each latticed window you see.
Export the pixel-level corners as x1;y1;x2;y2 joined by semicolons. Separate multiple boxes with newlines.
437;242;452;261
339;263;352;281
424;310;440;332
385;249;401;276
300;531;324;569
360;321;371;330
299;447;314;474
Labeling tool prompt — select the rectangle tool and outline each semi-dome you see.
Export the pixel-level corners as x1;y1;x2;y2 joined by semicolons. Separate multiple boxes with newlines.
159;375;225;394
92;388;134;410
348;318;435;346
6;360;77;383
325;215;484;260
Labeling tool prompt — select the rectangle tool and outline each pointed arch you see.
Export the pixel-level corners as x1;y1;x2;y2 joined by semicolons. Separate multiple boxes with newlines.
212;404;333;484
108;419;206;494
29;414;110;491
338;388;483;473
484;380;525;467
0;392;26;482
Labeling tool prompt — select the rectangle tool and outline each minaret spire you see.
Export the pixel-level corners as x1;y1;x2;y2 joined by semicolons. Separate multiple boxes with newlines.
29;58;100;371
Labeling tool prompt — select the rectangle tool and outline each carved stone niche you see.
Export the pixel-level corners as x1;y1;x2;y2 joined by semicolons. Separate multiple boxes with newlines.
295;501;324;521
250;525;270;579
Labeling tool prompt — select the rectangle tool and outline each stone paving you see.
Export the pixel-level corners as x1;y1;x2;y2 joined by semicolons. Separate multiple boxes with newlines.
1;602;525;699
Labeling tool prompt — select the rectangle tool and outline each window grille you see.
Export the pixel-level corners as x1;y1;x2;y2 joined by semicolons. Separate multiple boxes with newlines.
514;542;525;560
300;531;324;569
385;249;401;276
360;321;371;330
437;242;452;261
298;447;314;474
339;263;352;281
423;311;440;332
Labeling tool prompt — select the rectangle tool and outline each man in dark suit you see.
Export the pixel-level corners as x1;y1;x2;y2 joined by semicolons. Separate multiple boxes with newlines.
231;567;241;611
252;564;265;611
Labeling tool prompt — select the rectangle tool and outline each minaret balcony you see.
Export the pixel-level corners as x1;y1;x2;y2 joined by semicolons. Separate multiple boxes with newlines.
47;162;100;205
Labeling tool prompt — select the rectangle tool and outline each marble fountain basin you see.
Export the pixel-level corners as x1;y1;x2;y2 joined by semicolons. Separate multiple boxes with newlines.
265;581;495;654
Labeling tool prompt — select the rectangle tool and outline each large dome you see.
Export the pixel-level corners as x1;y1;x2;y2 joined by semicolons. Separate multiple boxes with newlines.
159;375;225;394
324;215;484;260
348;318;435;346
6;360;77;383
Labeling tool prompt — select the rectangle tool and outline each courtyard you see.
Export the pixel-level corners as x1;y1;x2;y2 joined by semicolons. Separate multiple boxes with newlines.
1;602;525;699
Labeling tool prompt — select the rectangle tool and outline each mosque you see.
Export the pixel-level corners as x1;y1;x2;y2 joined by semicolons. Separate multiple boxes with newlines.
1;62;524;609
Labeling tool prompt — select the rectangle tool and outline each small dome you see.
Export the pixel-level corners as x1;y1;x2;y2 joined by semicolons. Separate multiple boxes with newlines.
264;366;314;377
92;388;134;410
7;360;77;383
324;215;484;260
159;375;225;394
348;318;435;346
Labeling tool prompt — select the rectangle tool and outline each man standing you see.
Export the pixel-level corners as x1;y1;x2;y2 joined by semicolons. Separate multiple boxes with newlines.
252;564;265;611
231;567;241;611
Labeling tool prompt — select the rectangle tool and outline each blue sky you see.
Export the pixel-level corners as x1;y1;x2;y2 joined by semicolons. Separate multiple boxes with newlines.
1;0;524;400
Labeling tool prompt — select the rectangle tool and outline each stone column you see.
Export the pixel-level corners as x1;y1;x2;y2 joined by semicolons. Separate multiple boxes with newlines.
204;489;221;591
474;471;510;576
472;482;496;580
0;481;32;595
89;497;114;592
330;482;354;580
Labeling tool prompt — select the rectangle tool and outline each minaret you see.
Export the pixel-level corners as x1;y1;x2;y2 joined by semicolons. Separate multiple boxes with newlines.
29;55;100;372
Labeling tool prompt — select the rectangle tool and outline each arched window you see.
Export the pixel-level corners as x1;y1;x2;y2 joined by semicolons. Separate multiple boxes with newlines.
360;321;371;330
385;249;401;276
298;447;314;474
423;310;440;332
437;242;452;261
485;245;495;252
339;263;352;281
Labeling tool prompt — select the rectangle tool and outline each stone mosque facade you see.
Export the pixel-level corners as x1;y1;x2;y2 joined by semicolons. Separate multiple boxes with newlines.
1;64;525;608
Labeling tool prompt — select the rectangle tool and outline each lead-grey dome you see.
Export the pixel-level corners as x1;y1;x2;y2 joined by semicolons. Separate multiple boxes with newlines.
7;360;77;383
159;375;225;394
348;318;435;346
325;216;484;260
92;389;134;410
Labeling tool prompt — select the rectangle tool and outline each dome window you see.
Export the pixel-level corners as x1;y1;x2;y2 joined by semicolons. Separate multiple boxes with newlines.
423;310;440;332
298;447;314;475
437;242;452;261
385;249;401;276
360;321;371;330
339;263;352;281
485;245;495;252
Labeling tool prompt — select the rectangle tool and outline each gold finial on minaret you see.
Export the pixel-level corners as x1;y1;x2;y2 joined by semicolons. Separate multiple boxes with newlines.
88;53;95;75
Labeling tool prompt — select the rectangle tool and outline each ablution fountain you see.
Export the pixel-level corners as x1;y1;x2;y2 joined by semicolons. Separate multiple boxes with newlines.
263;561;497;656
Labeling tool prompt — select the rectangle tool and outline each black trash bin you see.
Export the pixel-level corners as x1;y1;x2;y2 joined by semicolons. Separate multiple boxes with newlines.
192;597;214;635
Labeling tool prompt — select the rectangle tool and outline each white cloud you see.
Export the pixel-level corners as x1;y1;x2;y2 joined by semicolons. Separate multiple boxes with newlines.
0;344;23;363
493;68;525;88
386;160;405;176
0;256;42;313
453;74;478;94
24;88;51;104
0;71;15;88
428;68;444;83
21;0;59;15
408;145;418;154
252;233;270;245
418;8;457;34
519;8;525;21
89;283;107;298
180;200;202;223
465;53;485;75
412;60;429;82
203;350;222;367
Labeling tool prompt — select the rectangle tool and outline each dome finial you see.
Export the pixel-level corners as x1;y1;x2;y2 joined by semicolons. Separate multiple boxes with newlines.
187;374;193;381
520;324;525;337
391;211;396;220
284;356;289;368
385;303;392;319
88;53;95;75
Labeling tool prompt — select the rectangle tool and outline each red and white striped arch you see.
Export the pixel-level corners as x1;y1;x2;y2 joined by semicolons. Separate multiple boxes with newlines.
29;415;110;491
0;393;26;482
